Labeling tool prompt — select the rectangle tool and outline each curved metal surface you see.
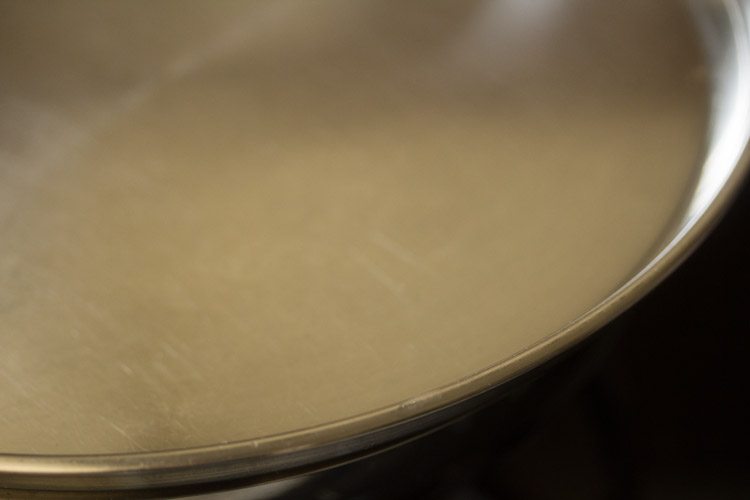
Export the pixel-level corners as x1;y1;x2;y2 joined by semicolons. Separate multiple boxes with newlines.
1;0;749;492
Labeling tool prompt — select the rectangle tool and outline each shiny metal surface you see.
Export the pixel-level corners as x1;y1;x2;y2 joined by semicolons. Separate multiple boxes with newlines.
0;0;748;492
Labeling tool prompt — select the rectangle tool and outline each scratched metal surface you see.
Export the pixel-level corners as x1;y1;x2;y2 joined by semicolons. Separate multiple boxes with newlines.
0;0;749;492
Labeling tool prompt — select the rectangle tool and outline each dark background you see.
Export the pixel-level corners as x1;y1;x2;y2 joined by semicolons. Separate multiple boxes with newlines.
473;176;750;500
280;178;749;500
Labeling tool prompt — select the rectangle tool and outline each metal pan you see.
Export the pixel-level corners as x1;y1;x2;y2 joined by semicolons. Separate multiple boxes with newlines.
1;0;748;494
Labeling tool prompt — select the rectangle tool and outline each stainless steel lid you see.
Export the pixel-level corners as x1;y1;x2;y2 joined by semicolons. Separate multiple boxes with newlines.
1;0;748;492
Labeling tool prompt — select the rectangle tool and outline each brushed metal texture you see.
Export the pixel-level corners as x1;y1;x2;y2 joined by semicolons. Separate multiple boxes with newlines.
0;0;748;492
